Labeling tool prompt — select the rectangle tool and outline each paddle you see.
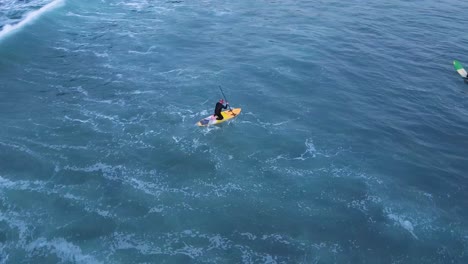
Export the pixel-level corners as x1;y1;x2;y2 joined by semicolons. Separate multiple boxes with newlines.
218;85;236;116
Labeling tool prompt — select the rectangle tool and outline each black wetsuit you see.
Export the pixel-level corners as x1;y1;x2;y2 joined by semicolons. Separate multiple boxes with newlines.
214;102;228;120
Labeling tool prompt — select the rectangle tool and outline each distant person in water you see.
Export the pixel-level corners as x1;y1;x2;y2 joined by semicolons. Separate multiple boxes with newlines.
214;99;229;120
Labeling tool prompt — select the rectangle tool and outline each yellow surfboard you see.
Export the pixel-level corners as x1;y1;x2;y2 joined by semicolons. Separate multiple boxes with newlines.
197;108;241;126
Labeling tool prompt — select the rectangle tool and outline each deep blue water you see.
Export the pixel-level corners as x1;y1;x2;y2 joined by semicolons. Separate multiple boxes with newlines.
1;0;468;263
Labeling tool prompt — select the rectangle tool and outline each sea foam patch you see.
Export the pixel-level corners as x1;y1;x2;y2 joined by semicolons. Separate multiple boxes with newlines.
385;208;419;239
0;0;65;40
26;237;102;264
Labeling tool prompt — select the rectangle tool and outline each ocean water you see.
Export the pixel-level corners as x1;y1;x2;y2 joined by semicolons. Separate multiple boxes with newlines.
1;0;468;263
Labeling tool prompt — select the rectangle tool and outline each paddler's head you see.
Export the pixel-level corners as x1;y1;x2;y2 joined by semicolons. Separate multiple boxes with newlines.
219;99;224;104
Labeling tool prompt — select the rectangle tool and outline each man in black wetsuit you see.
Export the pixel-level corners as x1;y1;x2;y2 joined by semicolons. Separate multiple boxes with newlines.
214;99;229;120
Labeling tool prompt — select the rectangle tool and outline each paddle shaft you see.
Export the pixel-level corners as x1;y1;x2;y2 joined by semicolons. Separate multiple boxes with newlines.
219;86;232;111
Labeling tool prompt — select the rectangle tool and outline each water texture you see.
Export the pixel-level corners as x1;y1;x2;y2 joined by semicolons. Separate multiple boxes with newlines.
0;0;468;263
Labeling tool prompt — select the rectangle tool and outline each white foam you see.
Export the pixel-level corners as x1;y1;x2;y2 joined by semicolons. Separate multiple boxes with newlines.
237;246;254;264
199;125;220;136
261;234;291;245
64;163;118;173
266;154;287;163
128;45;157;55
262;255;278;264
294;138;317;160
61;163;184;199
52;46;69;52
26;237;102;264
93;51;109;58
0;175;47;192
173;244;203;259
62;192;115;218
0;0;65;40
240;232;257;240
95;209;113;218
0;210;29;244
109;232;160;255
128;90;156;95
65;11;86;18
63;193;82;201
347;194;382;214
149;206;164;213
64;115;91;124
387;212;419;239
128;177;165;197
198;109;209;116
63;163;123;180
0;248;8;264
119;2;147;10
80;109;121;125
198;182;242;197
208;235;230;250
75;86;89;96
329;243;342;254
0;141;41;159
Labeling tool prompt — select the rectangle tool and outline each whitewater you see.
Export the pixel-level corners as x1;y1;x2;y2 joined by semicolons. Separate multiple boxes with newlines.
0;0;467;263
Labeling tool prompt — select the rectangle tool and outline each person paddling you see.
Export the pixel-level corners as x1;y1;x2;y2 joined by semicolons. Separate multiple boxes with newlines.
213;99;229;120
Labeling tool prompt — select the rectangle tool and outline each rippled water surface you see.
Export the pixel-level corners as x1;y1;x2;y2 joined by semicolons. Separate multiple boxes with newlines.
1;0;468;263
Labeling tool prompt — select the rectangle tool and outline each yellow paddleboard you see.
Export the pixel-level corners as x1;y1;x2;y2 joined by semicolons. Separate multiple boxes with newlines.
197;108;241;126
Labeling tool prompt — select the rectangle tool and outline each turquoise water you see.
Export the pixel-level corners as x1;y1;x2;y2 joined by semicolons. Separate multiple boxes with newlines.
1;0;468;263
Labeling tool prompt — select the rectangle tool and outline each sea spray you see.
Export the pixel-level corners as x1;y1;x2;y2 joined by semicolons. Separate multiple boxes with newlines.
0;0;64;40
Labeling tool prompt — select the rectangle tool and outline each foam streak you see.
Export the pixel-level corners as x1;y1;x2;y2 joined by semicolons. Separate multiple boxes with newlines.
0;0;64;40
